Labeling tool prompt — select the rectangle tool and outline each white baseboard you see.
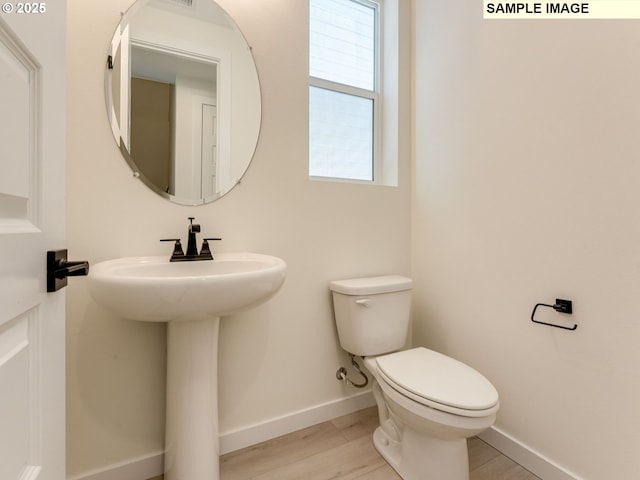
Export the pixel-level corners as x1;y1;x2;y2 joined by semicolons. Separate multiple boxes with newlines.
219;390;376;454
69;392;375;480
479;426;582;480
68;451;164;480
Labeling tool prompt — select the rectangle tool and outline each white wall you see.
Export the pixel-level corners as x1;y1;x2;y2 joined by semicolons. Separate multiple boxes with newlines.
412;2;640;479
66;0;411;477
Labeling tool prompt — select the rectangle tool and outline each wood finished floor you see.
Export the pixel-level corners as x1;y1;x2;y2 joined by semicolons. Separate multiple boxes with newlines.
148;407;540;480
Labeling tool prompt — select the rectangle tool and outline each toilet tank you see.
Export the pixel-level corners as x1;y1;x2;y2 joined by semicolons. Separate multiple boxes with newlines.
329;275;413;357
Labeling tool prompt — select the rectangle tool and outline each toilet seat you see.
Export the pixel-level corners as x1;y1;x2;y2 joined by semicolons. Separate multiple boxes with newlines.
375;347;499;417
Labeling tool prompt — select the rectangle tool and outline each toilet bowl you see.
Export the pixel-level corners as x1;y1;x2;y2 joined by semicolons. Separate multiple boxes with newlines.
330;275;499;480
363;348;498;480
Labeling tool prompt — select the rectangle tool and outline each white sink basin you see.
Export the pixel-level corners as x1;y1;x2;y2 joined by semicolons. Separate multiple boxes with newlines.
88;252;286;321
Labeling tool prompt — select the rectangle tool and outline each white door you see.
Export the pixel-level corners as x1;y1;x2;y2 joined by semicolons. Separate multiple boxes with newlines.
107;23;130;151
0;4;67;480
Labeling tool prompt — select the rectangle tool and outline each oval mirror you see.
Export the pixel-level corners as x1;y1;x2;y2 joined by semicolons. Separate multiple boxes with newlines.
105;0;261;205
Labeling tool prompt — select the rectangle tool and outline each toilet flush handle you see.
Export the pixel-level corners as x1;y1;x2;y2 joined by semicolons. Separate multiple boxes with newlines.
355;299;371;307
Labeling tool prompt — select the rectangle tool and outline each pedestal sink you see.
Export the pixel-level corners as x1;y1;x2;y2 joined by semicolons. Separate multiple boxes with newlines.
87;253;286;480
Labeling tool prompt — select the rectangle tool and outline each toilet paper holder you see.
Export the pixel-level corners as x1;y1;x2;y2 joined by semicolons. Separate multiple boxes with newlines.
531;299;577;331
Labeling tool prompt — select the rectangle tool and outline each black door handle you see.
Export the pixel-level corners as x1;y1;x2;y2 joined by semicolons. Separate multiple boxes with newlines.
47;249;90;292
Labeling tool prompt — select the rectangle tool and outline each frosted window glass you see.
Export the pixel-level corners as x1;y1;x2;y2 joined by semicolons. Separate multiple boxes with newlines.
309;86;373;181
310;0;376;90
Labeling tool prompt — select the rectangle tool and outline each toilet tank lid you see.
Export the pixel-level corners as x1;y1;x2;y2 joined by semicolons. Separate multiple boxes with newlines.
329;275;413;295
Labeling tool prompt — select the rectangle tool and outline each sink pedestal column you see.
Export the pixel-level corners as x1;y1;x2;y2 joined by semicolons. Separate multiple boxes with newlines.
164;316;221;480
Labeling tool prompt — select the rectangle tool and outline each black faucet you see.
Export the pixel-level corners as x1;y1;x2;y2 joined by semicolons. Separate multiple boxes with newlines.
161;217;221;262
186;217;200;257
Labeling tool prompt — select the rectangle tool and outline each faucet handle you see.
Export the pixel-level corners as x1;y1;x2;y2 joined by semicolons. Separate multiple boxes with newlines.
200;238;221;260
160;238;185;259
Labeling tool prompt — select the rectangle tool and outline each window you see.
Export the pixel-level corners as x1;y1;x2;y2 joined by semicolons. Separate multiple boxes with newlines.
309;0;379;182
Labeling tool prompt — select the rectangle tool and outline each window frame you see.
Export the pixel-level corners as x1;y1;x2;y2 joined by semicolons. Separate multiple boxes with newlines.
309;0;382;183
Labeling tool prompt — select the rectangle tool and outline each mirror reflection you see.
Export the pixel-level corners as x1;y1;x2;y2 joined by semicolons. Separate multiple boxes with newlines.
105;0;261;205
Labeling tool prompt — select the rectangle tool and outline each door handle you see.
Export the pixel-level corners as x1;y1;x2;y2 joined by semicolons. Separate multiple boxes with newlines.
47;249;90;292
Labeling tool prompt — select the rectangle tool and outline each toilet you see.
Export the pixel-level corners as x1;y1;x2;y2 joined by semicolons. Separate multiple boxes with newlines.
330;275;499;480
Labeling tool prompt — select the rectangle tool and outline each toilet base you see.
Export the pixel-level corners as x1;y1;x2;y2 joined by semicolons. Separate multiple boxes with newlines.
373;425;470;480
